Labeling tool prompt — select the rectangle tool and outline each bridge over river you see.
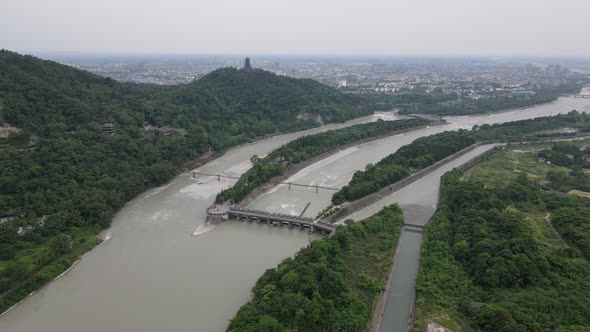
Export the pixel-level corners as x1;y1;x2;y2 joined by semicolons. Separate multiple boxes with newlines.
3;91;590;332
559;93;590;98
194;171;339;193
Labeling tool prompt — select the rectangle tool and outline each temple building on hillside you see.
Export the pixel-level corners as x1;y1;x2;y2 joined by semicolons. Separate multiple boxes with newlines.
102;122;117;135
243;57;252;72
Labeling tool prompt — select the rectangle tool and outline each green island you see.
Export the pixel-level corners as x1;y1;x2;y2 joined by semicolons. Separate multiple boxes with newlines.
227;205;404;332
0;50;371;312
366;82;584;116
332;130;476;204
414;139;590;331
216;118;430;203
332;112;590;205
225;113;590;332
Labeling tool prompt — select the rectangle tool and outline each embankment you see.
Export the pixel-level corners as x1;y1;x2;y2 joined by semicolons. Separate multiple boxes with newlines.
237;121;445;207
327;143;483;223
371;224;405;332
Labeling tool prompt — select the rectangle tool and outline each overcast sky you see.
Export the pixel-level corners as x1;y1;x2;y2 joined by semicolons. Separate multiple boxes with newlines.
1;0;589;56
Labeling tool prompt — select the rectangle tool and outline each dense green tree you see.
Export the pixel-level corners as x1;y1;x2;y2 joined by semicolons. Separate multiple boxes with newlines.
49;233;73;257
227;205;404;332
333;130;475;204
0;49;373;310
415;165;590;331
217;118;428;203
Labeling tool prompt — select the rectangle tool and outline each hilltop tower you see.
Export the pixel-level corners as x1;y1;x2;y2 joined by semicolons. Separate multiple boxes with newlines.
243;57;252;72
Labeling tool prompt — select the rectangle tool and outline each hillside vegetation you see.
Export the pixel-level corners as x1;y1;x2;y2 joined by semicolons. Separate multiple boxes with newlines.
415;144;590;331
332;112;590;205
366;82;584;116
227;205;404;332
216;118;429;203
0;50;370;312
332;130;475;204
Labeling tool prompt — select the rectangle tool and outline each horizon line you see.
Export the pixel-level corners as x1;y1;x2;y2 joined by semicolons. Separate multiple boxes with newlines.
7;49;590;60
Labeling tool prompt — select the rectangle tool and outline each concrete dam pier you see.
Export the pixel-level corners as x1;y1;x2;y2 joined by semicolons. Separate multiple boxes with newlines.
207;205;338;235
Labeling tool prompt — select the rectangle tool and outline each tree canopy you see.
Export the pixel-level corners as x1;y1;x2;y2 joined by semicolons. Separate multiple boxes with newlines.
227;205;404;332
0;49;371;312
414;150;590;331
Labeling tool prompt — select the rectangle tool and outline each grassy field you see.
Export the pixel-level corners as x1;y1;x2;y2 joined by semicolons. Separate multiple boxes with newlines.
463;145;568;189
343;224;397;314
340;208;404;331
569;189;590;199
521;210;567;249
0;226;102;314
415;141;590;331
466;146;572;250
0;227;100;272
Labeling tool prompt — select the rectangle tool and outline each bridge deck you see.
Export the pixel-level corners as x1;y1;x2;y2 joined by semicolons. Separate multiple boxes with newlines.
228;207;337;233
403;223;425;229
194;172;339;191
559;94;590;98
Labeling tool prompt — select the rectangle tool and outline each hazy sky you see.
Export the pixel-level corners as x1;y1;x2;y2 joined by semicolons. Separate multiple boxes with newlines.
1;0;589;56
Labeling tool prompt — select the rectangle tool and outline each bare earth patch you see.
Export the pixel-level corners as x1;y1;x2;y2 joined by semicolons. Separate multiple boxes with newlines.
428;321;453;332
0;124;21;138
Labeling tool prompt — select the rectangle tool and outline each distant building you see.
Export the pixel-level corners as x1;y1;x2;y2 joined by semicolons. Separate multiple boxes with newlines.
243;57;253;72
102;123;117;135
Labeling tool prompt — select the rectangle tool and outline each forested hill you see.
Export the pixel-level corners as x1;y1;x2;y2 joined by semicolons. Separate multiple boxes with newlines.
0;51;147;133
0;50;369;145
0;50;370;311
0;49;370;228
186;67;366;125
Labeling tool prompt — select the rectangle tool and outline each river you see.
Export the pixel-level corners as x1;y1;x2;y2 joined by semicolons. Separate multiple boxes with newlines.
1;93;590;332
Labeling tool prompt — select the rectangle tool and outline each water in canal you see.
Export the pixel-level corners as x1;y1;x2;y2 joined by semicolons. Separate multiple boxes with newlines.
1;93;590;332
350;145;499;332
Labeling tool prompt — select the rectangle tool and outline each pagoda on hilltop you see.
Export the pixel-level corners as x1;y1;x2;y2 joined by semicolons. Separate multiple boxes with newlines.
243;57;253;72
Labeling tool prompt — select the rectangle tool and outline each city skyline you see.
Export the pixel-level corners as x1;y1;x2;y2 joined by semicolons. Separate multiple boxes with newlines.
2;0;590;57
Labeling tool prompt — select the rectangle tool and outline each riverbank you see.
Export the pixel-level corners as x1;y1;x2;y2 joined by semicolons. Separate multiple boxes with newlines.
185;112;395;173
0;227;102;315
181;150;218;172
371;223;405;332
0;146;218;316
368;149;497;332
0;113;389;317
413;141;590;330
226;205;404;331
328;143;482;223
401;87;584;117
446;85;589;118
237;121;444;208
